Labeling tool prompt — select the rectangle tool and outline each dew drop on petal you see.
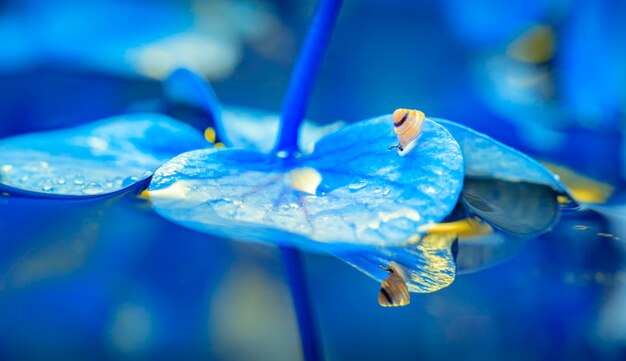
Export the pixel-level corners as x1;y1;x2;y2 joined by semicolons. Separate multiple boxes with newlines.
82;182;104;195
288;167;322;195
41;179;55;192
73;175;85;185
122;176;140;187
348;181;367;191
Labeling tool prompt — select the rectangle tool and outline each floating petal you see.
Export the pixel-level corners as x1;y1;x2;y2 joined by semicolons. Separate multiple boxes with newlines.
337;177;561;293
435;118;564;190
435;118;625;216
0;114;208;198
222;106;345;154
149;115;465;250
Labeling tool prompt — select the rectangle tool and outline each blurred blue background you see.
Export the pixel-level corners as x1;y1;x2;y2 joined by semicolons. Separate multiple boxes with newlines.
1;0;626;360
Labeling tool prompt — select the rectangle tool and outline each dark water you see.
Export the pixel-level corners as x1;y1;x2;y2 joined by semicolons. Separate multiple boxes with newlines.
1;175;624;360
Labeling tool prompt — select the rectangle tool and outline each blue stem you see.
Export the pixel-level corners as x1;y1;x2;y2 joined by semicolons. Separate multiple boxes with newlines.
280;247;321;361
275;0;343;153
277;1;342;359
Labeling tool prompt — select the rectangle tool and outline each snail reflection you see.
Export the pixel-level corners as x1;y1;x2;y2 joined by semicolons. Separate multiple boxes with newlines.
339;177;561;307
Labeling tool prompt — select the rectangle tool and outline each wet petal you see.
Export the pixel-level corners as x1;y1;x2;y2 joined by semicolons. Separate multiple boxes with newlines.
163;68;225;142
435;118;565;189
222;106;344;154
338;177;562;293
0;114;208;198
149;115;465;250
435;118;626;216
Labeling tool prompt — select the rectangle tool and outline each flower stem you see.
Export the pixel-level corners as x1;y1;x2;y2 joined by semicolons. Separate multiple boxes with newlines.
275;0;343;154
280;246;322;361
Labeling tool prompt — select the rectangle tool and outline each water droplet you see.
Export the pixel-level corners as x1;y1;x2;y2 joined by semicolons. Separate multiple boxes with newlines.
1;165;12;173
348;181;367;191
105;182;114;188
289;203;299;209
41;179;55;192
19;175;29;183
73;175;85;185
121;176;139;187
276;151;289;158
82;182;104;195
87;136;108;151
39;161;49;168
383;189;390;196
289;167;322;195
57;178;66;185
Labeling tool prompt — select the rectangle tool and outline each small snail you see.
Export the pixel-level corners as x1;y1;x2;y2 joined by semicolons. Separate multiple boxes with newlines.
391;108;425;156
378;261;410;307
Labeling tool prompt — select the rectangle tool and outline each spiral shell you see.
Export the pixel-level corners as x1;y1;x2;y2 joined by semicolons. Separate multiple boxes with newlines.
378;261;410;307
392;108;425;156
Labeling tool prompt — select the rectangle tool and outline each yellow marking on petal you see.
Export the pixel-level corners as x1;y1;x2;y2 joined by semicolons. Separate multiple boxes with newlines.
214;142;225;148
420;218;493;239
139;189;151;200
557;195;572;204
542;162;614;203
204;127;217;143
289;167;322;195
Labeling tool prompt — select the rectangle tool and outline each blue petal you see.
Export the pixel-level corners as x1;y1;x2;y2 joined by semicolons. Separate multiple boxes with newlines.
435;118;626;216
148;115;465;250
163;70;343;151
337;175;562;293
0;114;208;198
222;106;344;153
434;118;565;190
163;68;225;140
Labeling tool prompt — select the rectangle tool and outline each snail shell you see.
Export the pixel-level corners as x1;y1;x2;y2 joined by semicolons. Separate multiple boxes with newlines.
392;108;425;156
378;261;410;307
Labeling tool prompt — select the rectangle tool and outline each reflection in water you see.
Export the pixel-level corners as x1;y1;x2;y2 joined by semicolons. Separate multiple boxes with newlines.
378;261;411;307
338;177;562;306
455;178;560;274
461;178;559;236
